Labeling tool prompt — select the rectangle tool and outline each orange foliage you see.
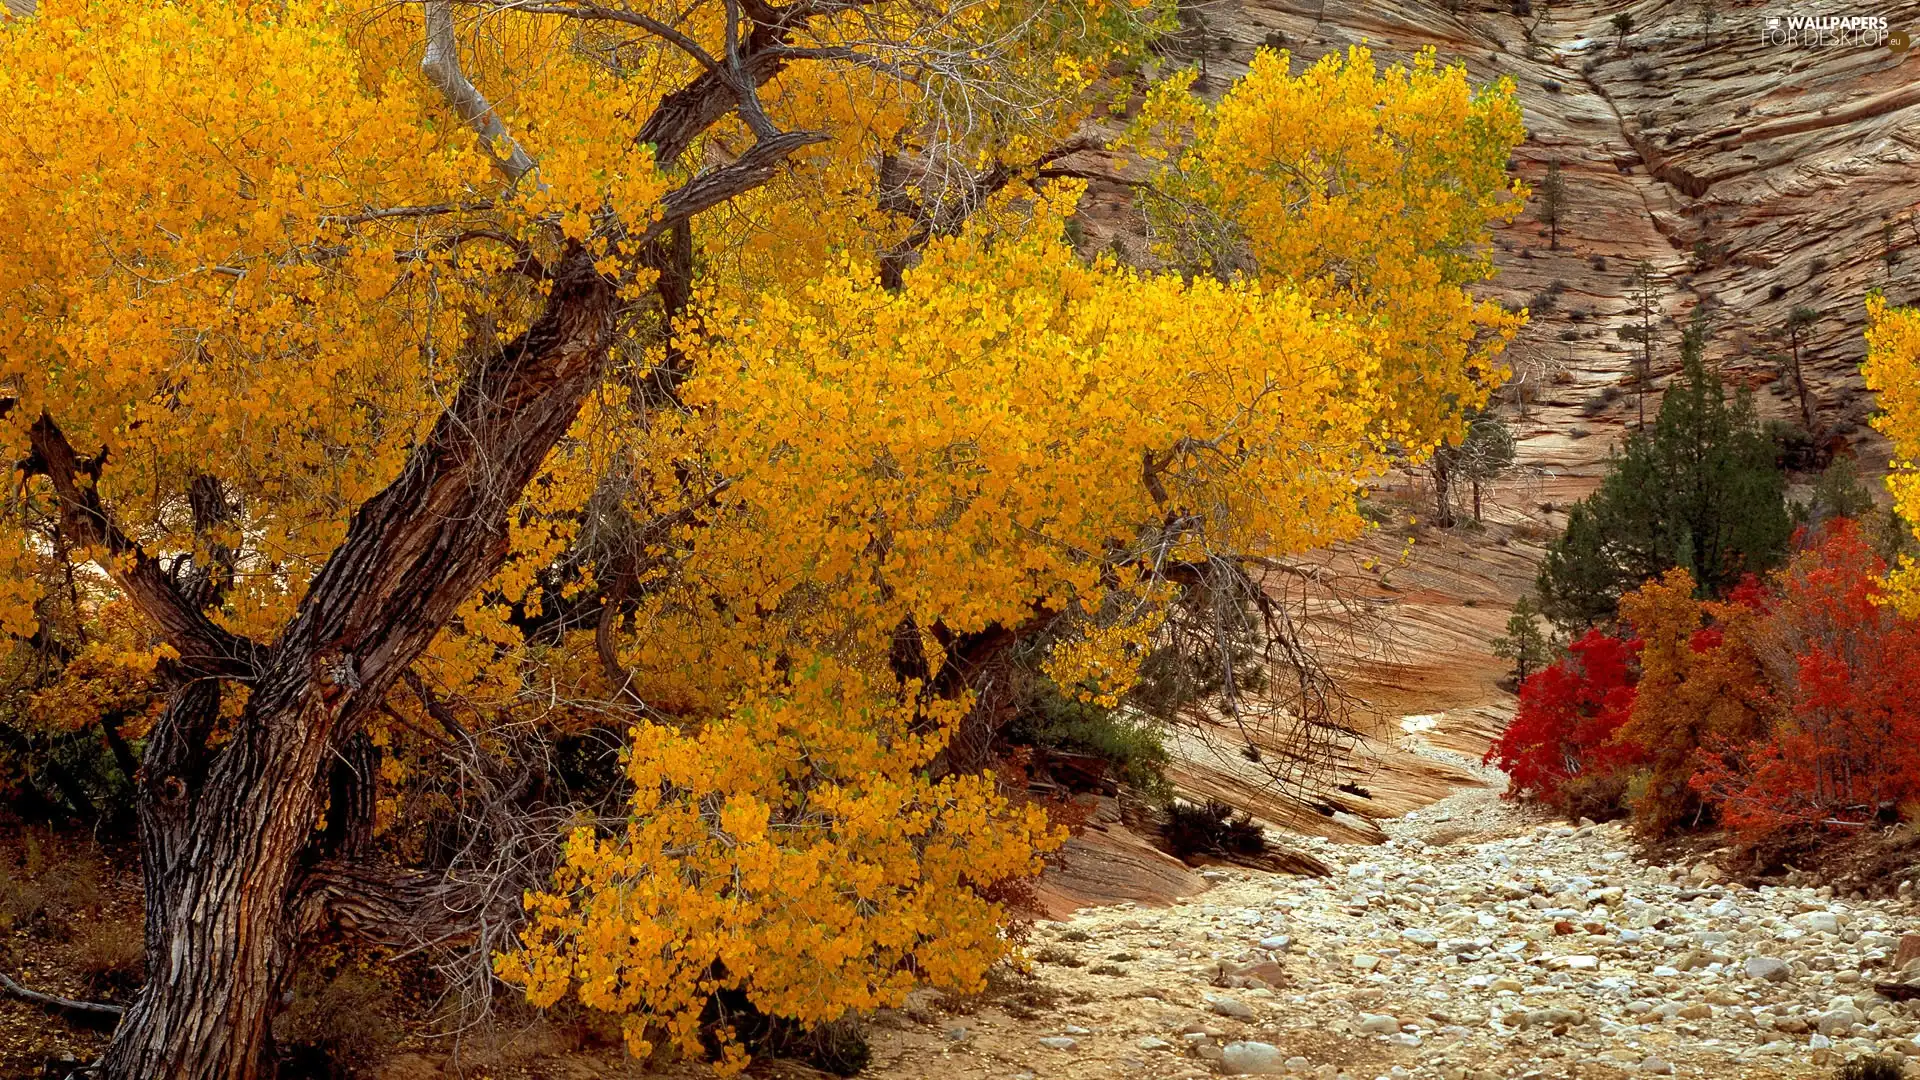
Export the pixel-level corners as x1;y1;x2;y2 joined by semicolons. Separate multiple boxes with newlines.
1615;569;1773;836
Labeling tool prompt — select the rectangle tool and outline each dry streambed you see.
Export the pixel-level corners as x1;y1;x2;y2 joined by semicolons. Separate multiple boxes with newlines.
865;773;1920;1080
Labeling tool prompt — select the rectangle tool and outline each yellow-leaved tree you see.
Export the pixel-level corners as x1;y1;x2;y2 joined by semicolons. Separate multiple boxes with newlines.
1866;293;1920;611
0;0;1523;1074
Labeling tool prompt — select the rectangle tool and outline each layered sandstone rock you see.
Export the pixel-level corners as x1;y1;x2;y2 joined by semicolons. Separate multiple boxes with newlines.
1082;0;1920;854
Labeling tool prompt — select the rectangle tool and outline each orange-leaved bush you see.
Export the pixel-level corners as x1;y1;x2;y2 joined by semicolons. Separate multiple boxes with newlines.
1615;568;1773;836
1483;629;1643;815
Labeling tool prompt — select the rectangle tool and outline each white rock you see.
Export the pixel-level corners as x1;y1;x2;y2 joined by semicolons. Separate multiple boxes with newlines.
1208;994;1256;1019
1221;1041;1285;1075
1357;1013;1399;1035
1796;912;1842;934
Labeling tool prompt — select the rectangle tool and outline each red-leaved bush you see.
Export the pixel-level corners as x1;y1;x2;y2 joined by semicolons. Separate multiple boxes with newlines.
1692;520;1920;834
1493;519;1920;837
1484;630;1644;812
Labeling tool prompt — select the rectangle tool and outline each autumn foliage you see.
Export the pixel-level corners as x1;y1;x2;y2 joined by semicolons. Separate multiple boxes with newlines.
1691;522;1920;835
1482;630;1642;812
1615;568;1771;835
1492;518;1920;841
0;0;1530;1072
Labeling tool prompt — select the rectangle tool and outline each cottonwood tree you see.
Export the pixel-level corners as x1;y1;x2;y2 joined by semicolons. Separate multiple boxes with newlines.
0;5;1526;1076
1866;294;1920;612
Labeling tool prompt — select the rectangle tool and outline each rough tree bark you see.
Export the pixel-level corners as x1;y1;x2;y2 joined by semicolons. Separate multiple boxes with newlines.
6;5;833;1075
84;246;620;1080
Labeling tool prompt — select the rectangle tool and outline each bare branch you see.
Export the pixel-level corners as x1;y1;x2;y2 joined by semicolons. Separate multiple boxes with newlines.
0;968;126;1019
465;1;720;70
422;0;538;185
21;411;263;680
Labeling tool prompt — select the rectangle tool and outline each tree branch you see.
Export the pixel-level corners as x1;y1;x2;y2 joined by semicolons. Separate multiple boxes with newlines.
461;1;719;71
422;0;538;186
640;130;825;240
295;861;496;950
0;968;126;1019
21;412;263;680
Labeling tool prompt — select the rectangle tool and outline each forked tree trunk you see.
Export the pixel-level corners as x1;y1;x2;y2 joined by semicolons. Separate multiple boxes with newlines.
102;688;336;1079
82;253;620;1080
17;13;824;1075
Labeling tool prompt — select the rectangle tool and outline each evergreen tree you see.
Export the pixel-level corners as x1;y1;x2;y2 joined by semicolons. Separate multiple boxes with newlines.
1537;323;1790;629
1537;158;1566;250
1491;595;1554;685
1610;11;1636;49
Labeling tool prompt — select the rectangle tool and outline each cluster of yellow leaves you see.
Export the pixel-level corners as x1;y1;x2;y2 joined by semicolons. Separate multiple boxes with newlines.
498;657;1059;1063
29;598;172;738
1044;606;1165;709
0;0;676;649
1124;45;1528;452
1865;294;1920;613
513;125;1518;1062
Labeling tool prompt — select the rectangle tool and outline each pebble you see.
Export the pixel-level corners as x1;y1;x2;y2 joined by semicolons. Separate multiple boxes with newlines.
1358;1013;1400;1034
1037;1036;1077;1050
1207;993;1256;1019
1221;1040;1284;1075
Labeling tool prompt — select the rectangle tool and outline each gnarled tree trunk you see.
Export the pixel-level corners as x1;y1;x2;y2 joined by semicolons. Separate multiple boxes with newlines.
91;251;618;1079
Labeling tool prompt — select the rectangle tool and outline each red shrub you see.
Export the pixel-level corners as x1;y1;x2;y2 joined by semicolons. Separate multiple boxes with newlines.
1485;630;1644;810
1693;520;1920;835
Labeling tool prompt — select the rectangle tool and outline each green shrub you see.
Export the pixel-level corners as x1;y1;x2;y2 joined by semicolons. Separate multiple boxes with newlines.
1162;800;1267;860
1004;691;1172;802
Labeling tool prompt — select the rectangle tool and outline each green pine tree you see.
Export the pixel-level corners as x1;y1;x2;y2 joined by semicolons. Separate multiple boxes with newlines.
1490;595;1554;686
1536;321;1790;629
